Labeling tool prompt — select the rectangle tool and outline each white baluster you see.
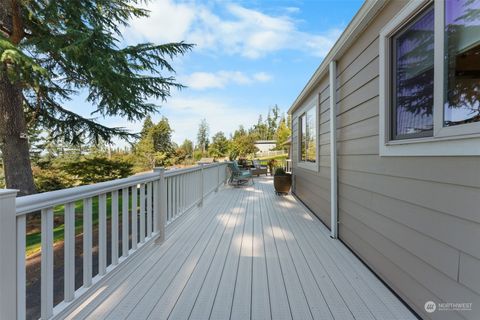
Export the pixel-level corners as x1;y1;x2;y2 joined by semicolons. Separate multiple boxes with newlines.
99;194;107;275
83;198;92;287
131;186;138;250
64;202;75;301
41;207;54;319
122;188;129;257
17;214;26;320
139;184;146;243
147;182;152;237
111;191;119;265
167;177;172;222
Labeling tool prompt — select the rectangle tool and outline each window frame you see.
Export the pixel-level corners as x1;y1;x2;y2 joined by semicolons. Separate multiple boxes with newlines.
379;0;480;156
296;96;319;171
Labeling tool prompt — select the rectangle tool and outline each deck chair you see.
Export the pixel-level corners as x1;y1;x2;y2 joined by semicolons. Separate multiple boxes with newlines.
227;161;254;186
251;159;268;176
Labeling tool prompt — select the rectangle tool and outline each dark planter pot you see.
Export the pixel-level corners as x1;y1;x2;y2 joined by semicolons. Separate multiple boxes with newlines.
274;174;292;194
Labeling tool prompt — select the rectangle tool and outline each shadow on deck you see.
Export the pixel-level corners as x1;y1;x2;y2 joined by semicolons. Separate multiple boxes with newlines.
65;177;415;320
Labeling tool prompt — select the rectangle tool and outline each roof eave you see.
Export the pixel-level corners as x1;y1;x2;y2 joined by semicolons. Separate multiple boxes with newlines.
288;0;387;115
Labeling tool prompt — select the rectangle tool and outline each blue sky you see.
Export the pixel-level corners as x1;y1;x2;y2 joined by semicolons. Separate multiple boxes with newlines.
67;0;363;146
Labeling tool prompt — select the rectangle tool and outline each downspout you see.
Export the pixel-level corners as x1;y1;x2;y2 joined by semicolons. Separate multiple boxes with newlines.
329;61;338;239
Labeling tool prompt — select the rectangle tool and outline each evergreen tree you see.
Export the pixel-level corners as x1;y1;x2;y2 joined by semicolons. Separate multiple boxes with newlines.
275;117;291;150
179;139;193;158
140;115;155;138
196;119;209;155
209;131;229;158
174;139;193;163
232;125;247;140
267;104;280;139
252;115;268;140
0;1;192;195
135;117;174;169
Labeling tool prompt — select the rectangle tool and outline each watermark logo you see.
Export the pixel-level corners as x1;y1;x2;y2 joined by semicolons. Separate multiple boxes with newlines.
424;300;472;313
424;301;436;313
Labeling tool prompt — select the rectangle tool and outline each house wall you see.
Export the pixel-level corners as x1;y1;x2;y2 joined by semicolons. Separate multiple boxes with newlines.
291;1;480;319
292;75;331;227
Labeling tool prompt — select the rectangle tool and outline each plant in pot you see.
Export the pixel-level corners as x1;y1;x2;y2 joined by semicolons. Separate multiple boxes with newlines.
273;167;292;195
267;159;277;175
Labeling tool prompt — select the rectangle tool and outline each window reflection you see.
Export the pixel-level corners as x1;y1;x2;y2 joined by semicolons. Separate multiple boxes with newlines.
306;107;316;162
392;7;434;139
444;0;480;127
300;113;307;161
299;107;316;163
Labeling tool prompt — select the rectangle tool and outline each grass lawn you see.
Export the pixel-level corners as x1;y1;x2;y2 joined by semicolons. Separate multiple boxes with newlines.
26;193;133;257
255;154;288;166
257;154;288;160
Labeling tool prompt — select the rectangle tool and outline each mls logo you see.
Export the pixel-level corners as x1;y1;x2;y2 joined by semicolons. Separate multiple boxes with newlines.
424;301;436;313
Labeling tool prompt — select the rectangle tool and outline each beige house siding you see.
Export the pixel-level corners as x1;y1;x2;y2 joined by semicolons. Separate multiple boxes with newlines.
290;1;480;319
292;75;331;227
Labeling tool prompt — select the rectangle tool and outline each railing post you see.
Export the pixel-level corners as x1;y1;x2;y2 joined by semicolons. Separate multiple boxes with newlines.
154;167;167;243
0;189;19;320
198;164;204;207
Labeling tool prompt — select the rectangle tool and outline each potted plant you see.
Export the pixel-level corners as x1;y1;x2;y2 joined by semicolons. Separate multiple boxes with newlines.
267;159;277;175
273;167;292;194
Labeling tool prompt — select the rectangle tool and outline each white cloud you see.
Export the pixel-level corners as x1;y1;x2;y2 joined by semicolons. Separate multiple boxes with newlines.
108;95;260;147
122;0;195;44
181;70;272;90
123;0;343;59
162;96;259;143
253;72;272;82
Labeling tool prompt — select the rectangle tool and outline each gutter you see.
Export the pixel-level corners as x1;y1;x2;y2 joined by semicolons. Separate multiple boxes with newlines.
329;61;338;239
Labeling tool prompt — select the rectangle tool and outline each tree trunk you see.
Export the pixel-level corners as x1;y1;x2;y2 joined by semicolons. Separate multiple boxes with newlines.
0;71;36;196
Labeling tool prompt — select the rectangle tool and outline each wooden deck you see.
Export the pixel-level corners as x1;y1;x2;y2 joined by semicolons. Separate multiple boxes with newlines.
66;177;415;320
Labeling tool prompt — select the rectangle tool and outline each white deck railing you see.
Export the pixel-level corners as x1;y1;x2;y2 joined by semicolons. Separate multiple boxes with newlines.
284;159;292;173
0;162;228;320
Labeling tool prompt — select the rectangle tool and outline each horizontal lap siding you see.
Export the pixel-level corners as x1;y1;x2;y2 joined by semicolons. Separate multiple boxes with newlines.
291;1;480;319
334;1;480;320
292;76;331;227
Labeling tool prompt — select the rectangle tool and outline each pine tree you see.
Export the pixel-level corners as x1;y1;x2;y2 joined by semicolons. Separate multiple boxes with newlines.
275;117;291;150
267;104;280;139
196;119;209;155
209;131;229;158
135;117;174;169
179;139;193;157
0;1;192;195
141;115;155;138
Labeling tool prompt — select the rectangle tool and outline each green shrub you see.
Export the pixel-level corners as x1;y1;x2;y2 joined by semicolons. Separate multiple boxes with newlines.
33;167;76;192
64;156;133;185
274;167;286;176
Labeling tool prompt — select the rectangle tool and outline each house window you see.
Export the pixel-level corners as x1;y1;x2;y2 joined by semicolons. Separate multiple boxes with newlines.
299;106;317;163
444;0;480;127
379;0;480;156
391;6;434;140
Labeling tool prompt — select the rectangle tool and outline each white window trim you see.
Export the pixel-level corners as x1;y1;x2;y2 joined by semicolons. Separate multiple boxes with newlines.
379;0;480;156
296;96;319;171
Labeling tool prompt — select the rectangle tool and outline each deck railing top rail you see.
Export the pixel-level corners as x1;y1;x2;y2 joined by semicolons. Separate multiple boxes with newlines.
15;162;225;216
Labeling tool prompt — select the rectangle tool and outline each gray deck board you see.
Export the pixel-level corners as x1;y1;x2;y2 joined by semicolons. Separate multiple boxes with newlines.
69;177;416;320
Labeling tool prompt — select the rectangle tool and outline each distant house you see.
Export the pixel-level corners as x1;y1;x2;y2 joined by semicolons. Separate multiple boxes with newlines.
197;157;215;165
288;1;480;319
254;140;276;153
